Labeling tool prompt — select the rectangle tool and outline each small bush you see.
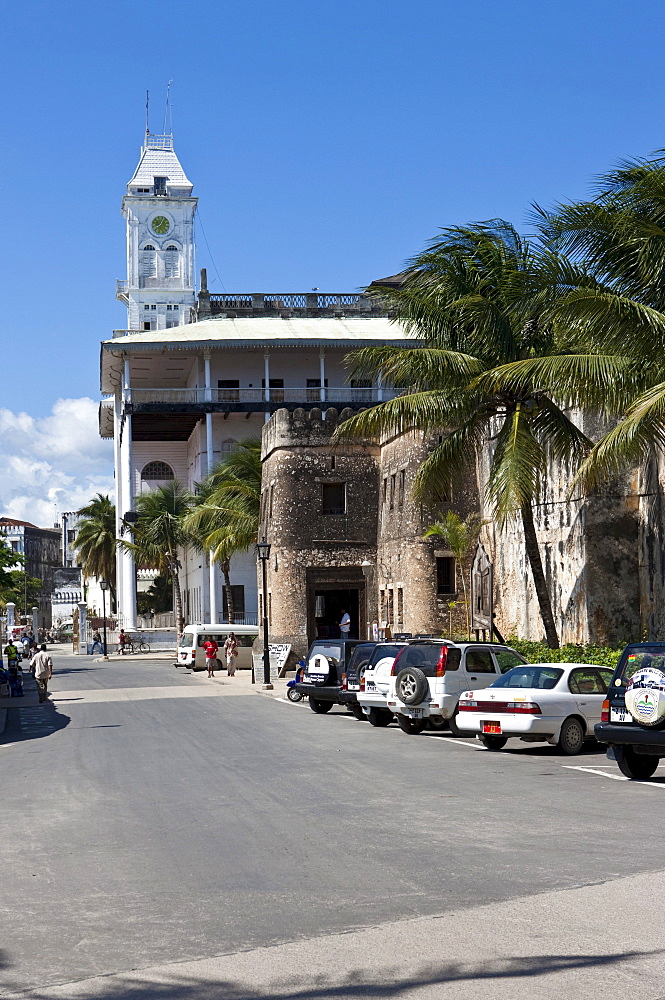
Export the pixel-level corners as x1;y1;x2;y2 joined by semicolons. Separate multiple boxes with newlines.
507;638;622;670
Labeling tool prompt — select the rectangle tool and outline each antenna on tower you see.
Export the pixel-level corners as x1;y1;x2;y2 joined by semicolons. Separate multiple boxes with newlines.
145;90;150;136
163;79;173;135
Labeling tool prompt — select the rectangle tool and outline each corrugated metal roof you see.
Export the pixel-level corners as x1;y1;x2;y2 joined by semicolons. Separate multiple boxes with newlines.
128;145;192;189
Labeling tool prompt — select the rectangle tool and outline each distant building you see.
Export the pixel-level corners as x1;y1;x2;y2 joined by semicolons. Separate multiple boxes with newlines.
0;517;61;627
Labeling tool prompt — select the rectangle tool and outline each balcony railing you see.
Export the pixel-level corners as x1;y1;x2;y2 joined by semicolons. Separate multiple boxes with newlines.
126;387;406;406
200;291;390;319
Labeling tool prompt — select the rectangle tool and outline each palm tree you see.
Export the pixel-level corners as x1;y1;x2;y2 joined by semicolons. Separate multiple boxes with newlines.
535;153;665;489
124;482;194;634
185;439;262;623
73;494;117;609
335;222;621;648
423;511;484;637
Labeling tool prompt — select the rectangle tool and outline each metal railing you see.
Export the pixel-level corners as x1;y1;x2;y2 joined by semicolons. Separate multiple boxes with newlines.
126;387;406;406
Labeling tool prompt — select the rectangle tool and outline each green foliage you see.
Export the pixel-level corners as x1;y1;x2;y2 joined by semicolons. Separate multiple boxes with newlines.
185;439;262;562
137;574;173;616
74;494;117;603
0;541;21;597
2;571;43;614
506;638;622;669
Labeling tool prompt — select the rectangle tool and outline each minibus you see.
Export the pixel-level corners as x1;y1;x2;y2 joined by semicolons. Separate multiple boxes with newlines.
176;623;258;670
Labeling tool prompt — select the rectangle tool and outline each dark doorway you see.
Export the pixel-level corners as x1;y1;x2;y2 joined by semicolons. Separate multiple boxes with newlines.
313;589;359;639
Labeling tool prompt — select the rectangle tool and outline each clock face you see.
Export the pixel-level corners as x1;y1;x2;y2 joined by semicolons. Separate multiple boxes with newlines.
151;215;170;235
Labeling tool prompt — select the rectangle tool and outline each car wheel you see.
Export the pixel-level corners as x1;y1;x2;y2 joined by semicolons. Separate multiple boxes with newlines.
351;704;366;721
480;735;508;750
615;747;659;780
428;715;448;731
394;667;429;706
447;710;464;738
367;708;392;727
557;716;585;755
309;697;333;714
287;687;303;703
396;714;427;735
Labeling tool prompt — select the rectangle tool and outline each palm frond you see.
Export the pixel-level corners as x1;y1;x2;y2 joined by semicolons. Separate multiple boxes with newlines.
485;407;545;522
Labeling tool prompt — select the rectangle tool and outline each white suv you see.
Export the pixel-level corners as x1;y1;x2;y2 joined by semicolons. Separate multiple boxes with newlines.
356;642;407;726
386;641;526;734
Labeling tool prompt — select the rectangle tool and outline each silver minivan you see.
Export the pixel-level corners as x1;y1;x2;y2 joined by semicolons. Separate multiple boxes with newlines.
386;640;526;734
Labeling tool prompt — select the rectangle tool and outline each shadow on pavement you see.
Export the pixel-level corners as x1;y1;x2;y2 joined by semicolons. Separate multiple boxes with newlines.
17;949;660;999
1;700;70;744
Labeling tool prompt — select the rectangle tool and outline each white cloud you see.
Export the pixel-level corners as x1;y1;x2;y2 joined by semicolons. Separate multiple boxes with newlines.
0;398;114;526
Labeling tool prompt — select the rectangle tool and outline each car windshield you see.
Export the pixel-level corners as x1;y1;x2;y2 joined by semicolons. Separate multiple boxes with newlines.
620;647;665;683
309;643;344;663
347;644;376;671
179;633;194;648
369;644;404;666
491;666;563;689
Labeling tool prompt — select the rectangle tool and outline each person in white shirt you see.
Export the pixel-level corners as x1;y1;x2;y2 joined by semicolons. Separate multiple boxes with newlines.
339;610;351;638
32;645;53;703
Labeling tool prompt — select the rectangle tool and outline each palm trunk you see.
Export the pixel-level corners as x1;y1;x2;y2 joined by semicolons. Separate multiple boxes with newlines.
172;568;184;634
520;502;559;649
221;559;235;624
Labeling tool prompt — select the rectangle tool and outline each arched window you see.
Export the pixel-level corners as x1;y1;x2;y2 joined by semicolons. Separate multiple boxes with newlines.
165;245;180;278
141;245;157;278
141;461;175;482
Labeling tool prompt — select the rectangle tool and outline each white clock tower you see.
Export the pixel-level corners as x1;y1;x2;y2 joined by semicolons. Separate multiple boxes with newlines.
117;130;197;331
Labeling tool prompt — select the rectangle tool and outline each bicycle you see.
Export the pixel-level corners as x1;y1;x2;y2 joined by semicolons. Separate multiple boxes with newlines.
116;637;151;655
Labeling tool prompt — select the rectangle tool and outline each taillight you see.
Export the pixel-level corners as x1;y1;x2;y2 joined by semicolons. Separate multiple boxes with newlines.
341;673;348;690
391;649;407;675
601;699;609;722
360;674;366;691
436;646;448;677
458;698;477;711
191;649;196;657
507;702;541;714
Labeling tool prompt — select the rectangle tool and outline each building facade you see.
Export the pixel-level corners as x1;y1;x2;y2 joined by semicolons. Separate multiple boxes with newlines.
0;517;62;627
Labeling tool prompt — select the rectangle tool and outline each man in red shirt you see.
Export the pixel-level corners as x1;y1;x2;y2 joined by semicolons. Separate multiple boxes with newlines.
202;637;219;677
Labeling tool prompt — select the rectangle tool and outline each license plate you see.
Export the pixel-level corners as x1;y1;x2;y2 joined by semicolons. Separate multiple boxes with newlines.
482;721;502;734
610;708;631;723
407;708;423;719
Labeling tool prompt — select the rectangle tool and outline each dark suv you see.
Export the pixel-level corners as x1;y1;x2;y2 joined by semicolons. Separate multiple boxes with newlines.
295;639;365;715
596;642;665;779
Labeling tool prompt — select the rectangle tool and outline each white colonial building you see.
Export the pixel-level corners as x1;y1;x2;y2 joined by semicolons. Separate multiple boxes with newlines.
102;129;408;629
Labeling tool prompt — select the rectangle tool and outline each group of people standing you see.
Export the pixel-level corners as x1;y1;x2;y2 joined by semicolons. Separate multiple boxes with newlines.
202;633;239;678
3;636;53;702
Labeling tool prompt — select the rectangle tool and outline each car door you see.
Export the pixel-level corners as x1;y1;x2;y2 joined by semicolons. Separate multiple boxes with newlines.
567;667;612;731
462;647;499;693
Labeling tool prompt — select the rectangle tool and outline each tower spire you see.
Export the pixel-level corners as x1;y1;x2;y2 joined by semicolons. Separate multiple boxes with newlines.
145;89;149;138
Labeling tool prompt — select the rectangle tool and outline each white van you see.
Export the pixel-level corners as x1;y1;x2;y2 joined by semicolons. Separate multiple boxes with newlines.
176;624;259;671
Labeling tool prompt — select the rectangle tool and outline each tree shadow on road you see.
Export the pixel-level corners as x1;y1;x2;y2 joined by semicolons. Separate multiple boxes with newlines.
18;949;662;999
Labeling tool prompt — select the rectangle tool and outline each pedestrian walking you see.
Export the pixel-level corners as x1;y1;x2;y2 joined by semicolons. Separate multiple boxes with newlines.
224;632;239;676
90;630;103;655
118;629;127;655
32;644;53;703
202;636;219;677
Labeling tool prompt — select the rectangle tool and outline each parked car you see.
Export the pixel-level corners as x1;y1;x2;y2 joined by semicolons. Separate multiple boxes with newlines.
294;639;365;714
386;640;527;734
457;662;614;754
356;642;407;726
595;643;665;779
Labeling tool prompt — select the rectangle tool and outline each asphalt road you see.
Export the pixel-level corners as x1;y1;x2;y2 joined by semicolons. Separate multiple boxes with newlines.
2;651;665;999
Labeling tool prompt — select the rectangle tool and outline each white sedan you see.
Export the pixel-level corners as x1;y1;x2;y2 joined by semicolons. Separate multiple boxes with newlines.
456;662;614;755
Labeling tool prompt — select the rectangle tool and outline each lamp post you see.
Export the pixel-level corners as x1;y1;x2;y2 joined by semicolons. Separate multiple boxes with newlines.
256;539;273;690
100;580;109;660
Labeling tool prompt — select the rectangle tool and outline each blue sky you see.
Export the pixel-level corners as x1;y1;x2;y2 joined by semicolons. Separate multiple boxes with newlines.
2;0;665;520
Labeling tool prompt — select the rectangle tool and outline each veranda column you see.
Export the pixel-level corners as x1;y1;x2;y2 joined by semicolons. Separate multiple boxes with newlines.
204;352;218;623
113;392;124;617
319;349;326;405
120;358;137;629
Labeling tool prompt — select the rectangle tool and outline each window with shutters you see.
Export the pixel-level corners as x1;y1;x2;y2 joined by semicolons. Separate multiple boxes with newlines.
164;245;180;278
141;246;157;277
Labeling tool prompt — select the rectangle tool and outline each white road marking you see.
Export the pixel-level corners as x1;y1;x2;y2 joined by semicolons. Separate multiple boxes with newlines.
562;764;665;788
423;734;484;749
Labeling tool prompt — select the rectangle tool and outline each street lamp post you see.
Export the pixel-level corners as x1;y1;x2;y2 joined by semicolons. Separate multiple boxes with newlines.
256;539;273;690
100;580;109;660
